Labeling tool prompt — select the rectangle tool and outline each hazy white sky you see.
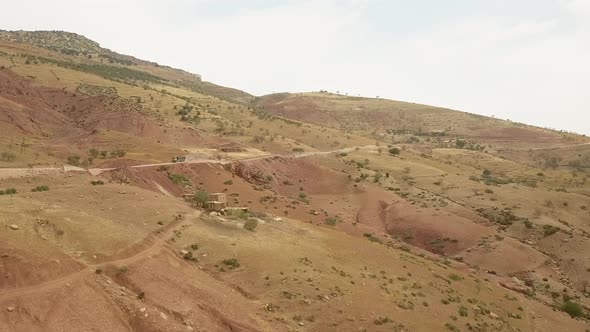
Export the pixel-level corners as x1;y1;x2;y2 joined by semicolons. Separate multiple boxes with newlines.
2;0;589;134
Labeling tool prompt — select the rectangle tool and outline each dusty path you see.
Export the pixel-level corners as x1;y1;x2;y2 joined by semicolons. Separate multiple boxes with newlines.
1;145;378;178
0;211;201;301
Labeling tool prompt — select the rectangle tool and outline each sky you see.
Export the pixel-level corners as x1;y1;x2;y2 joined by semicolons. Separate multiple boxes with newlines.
1;0;589;135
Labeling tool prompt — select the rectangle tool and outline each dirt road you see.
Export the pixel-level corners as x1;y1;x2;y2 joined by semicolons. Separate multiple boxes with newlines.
0;211;201;301
1;145;378;179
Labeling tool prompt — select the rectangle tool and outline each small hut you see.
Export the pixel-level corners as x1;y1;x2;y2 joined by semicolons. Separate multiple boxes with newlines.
206;193;227;211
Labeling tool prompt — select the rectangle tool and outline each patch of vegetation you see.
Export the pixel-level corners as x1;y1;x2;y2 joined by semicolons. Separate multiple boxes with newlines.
397;299;415;310
445;322;460;331
523;219;533;229
89;148;99;158
168;173;191;185
222;258;240;269
373;316;390;325
388;147;401;155
325;217;338;226
476;208;528;228
542;225;560;236
36;55;165;83
561;301;583;318
223;180;233;185
31;185;49;192
448;273;462;281
0;188;17;195
243;218;258;232
193;190;208;206
91;180;105;185
183;251;198;262
67;155;81;166
363;233;383;244
458;306;468;317
298;192;310;204
0;151;16;161
110;149;126;158
477;169;512;185
225;209;250;220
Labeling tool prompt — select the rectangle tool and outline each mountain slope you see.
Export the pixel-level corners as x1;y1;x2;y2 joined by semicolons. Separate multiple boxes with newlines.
0;30;589;331
254;92;588;149
0;30;253;104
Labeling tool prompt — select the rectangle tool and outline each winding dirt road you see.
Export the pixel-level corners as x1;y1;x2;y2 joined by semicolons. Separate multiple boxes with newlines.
0;211;201;302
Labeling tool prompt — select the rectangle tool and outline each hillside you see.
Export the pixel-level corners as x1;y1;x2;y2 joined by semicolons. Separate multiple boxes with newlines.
254;92;588;147
1;30;589;331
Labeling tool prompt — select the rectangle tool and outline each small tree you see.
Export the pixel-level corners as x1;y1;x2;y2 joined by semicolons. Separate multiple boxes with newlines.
193;190;208;207
244;219;258;232
89;148;99;158
388;147;400;155
561;301;583;318
67;155;81;166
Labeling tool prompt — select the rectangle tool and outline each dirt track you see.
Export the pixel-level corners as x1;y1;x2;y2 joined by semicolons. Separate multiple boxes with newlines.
0;210;201;302
1;145;378;179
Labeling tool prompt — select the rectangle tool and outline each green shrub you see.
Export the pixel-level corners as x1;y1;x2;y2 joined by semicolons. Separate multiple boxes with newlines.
298;192;310;204
445;322;460;331
223;180;233;185
226;209;250;219
222;258;240;269
542;225;560;236
325;217;338;226
244;219;258;232
448;274;462;281
458;306;468;317
0;188;17;195
91;180;105;185
183;251;197;261
193;190;208;206
0;151;16;161
67;155;81;166
168;173;190;185
89;148;99;158
31;185;49;192
561;301;583;318
110;149;126;158
374;316;390;325
388;147;401;155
